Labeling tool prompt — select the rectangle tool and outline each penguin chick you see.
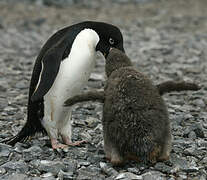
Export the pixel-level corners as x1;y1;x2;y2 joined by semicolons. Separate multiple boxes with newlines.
65;48;171;165
103;48;171;165
5;21;125;149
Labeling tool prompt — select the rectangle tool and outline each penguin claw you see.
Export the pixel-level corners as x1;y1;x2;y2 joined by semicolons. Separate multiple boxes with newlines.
51;138;68;149
61;135;87;147
65;140;87;147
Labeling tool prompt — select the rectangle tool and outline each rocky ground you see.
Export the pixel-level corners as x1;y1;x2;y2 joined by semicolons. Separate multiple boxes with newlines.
0;0;207;179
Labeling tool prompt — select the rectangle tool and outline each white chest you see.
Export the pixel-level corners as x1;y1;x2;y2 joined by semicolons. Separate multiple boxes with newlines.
45;49;96;101
44;28;100;104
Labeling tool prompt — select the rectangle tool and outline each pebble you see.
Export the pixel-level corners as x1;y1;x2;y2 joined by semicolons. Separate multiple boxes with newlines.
0;143;13;157
141;171;166;180
0;167;6;175
85;117;99;128
58;169;73;180
1;173;28;180
127;167;140;174
32;160;66;175
1;160;29;173
100;162;118;177
154;162;173;174
115;172;142;180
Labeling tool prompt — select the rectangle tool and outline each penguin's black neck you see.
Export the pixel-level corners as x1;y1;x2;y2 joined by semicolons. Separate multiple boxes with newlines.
105;48;132;77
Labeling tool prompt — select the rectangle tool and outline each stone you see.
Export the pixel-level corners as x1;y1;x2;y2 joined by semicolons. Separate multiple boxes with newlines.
1;173;28;180
85;117;99;128
32;160;65;175
58;169;73;180
0;167;6;175
1;160;29;173
183;123;205;138
78;161;91;167
183;146;196;156
76;166;105;180
193;123;205;138
0;143;13;157
100;162;118;177
115;172;142;180
127;167;140;174
142;171;166;180
154;162;173;174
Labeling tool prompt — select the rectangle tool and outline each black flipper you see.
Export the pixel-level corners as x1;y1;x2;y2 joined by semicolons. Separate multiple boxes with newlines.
156;81;200;95
64;90;105;106
31;47;64;102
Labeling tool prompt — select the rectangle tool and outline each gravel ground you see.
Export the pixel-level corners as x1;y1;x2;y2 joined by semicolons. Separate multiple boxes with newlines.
0;0;207;179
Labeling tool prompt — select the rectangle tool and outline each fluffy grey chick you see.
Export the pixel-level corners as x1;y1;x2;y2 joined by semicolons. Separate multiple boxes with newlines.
102;48;171;165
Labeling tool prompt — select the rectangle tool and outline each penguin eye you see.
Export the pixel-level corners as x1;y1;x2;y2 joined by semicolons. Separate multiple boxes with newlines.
109;38;115;45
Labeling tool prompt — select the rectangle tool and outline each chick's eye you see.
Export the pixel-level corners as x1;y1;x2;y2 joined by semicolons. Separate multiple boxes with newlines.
109;38;115;45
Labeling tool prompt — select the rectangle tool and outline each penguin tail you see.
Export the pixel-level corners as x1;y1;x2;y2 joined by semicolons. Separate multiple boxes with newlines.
2;123;33;146
2;119;45;146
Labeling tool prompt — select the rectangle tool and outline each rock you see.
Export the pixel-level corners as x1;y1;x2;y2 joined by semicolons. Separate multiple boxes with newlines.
23;145;43;153
78;161;91;167
1;173;28;180
188;131;197;139
58;169;73;180
127;167;140;174
142;171;166;180
0;167;6;175
115;172;142;180
170;153;199;173
1;160;29;173
31;160;66;175
15;80;28;89
182;166;199;173
85;117;99;128
193;123;205;138
154;162;173;174
192;99;206;108
0;143;13;157
183;146;195;156
80;131;92;142
77;166;105;180
183;123;205;138
100;162;118;177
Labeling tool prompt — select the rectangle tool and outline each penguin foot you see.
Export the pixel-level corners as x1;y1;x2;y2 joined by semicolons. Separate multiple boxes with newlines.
66;140;87;146
51;138;68;149
61;135;87;146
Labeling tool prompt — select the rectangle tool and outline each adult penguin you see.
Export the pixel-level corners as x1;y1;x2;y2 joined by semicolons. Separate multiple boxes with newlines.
6;21;124;149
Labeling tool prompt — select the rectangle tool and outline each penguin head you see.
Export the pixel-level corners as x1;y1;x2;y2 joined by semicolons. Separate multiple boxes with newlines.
105;48;132;77
85;21;124;57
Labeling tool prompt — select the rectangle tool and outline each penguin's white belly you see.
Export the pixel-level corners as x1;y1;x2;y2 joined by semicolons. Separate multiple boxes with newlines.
42;49;96;137
45;52;95;105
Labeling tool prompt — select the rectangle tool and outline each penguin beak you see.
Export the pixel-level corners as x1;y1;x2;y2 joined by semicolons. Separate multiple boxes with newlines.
96;41;125;58
96;41;110;58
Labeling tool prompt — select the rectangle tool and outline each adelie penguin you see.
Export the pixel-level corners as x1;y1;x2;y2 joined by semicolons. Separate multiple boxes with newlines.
64;48;200;166
5;21;125;149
